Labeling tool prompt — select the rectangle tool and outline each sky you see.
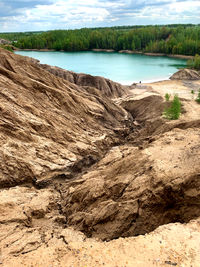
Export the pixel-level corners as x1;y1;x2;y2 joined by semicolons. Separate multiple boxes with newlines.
0;0;200;32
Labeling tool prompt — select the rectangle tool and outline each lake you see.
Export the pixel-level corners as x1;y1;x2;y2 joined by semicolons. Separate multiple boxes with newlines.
15;51;186;85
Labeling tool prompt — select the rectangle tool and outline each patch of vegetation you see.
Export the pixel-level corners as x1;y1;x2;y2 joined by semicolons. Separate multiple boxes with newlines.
187;54;200;70
163;94;181;120
196;90;200;103
0;45;13;52
165;93;171;101
191;90;194;94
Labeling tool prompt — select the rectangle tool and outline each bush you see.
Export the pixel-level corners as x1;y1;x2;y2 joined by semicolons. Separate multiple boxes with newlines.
0;44;13;52
196;90;200;103
187;54;200;70
191;90;194;94
163;94;181;120
165;93;171;101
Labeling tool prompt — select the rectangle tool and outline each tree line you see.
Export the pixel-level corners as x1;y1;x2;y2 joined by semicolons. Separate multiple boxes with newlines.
1;24;200;56
0;31;44;41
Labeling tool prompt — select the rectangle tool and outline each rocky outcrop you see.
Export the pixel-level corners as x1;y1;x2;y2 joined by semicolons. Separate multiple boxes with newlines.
39;64;129;98
170;68;200;80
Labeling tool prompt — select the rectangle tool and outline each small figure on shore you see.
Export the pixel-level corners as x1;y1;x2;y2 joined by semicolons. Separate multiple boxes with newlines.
139;81;141;83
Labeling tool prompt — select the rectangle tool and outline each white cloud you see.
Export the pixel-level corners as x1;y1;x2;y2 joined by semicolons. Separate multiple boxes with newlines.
169;0;200;13
0;0;199;32
112;0;200;23
2;0;121;30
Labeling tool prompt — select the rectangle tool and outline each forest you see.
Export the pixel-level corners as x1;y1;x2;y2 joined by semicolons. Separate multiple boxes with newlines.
1;24;200;56
0;31;43;41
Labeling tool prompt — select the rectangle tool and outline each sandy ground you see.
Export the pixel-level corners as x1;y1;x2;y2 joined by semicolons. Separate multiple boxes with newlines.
146;80;200;101
127;80;200;122
3;219;200;267
147;80;200;121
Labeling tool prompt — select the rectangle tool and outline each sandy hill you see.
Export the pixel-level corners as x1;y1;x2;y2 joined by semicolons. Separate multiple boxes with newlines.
0;48;200;266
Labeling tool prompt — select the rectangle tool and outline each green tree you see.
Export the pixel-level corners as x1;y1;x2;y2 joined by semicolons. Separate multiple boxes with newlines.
187;54;200;69
12;24;200;56
165;93;171;101
131;41;135;50
163;95;181;120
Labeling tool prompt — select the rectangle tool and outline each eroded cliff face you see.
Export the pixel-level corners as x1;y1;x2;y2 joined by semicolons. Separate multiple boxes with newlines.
38;64;130;98
0;48;131;189
0;48;200;266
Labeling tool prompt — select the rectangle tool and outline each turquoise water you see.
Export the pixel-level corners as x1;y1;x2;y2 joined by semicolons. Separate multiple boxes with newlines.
15;51;186;85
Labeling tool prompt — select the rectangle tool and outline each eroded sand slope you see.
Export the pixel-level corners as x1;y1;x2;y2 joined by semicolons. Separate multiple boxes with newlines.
0;48;200;266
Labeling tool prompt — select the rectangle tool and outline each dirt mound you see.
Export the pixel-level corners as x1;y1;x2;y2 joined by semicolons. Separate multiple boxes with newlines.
170;68;200;80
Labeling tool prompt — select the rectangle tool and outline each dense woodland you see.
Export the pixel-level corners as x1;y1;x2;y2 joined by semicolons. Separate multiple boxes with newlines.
0;31;43;41
0;25;200;58
3;24;199;56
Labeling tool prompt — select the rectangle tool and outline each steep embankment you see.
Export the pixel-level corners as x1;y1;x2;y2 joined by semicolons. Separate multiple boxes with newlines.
0;48;131;189
39;64;130;98
0;48;200;266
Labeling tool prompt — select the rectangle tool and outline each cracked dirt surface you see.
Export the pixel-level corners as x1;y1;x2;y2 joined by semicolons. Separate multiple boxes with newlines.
1;185;200;266
1;194;200;267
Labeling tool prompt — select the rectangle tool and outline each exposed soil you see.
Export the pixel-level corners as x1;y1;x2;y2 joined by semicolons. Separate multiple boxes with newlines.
170;68;200;80
0;48;200;266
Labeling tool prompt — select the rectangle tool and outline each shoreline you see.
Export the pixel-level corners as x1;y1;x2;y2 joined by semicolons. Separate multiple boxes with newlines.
116;76;171;86
92;49;115;53
16;48;56;52
15;48;194;60
117;50;194;60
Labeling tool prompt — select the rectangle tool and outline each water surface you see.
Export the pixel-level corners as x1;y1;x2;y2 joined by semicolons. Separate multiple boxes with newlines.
15;51;186;85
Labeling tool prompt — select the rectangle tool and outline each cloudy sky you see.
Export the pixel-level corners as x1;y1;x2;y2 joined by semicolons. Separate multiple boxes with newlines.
0;0;199;32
